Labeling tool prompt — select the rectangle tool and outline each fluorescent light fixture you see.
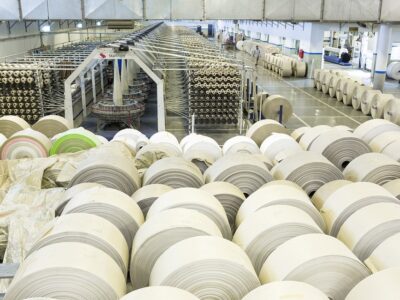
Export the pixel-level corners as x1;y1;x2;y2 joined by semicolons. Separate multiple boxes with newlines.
41;24;51;32
96;21;102;26
76;22;83;28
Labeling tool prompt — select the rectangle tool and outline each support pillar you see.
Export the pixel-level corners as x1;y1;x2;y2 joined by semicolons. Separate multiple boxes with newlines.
373;24;392;91
113;59;123;106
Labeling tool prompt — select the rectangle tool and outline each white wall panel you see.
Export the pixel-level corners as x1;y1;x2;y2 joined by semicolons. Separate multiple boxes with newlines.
21;0;48;19
205;0;264;20
265;0;321;20
0;0;20;20
146;0;171;19
381;0;400;22
49;0;82;19
324;0;380;21
85;0;143;19
171;0;203;20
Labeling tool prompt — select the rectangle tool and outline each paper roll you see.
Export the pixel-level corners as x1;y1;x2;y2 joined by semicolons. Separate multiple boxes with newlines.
291;126;309;142
343;153;400;185
120;286;200;300
311;180;352;210
352;85;371;110
146;188;231;239
131;184;174;216
364;233;400;272
135;143;182;170
4;242;126;300
223;136;260;155
329;74;342;98
50;128;102;155
0;128;51;160
149;236;260;300
143;157;204;188
130;208;222;289
236;183;325;231
241;281;329;300
371;93;395;119
384;98;400;125
345;268;400;300
313;69;321;88
309;129;371;170
368;130;400;152
26;213;129;277
0;115;30;138
150;131;181;151
342;80;359;106
260;133;302;164
321;72;333;94
335;77;349;101
294;61;307;77
353;119;400;144
317;70;330;91
32;115;73;138
361;90;382;115
320;182;398;236
204;153;273;196
246;119;289;146
382;140;400;161
233;205;322;273
271;151;344;197
69;152;141;195
337;202;400;261
62;186;144;248
299;125;332;150
382;179;400;199
259;234;371;300
386;61;400;80
200;181;245;231
113;129;149;153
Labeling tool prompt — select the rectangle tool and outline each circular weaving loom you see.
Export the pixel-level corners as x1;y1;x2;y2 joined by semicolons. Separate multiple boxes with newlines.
130;208;222;289
120;287;200;300
259;233;371;300
149;236;261;300
0;115;30;138
241;281;329;300
0;128;51;160
32;115;73;138
143;157;204;188
49;128;102;155
4;242;126;300
204;153;273;196
62;186;144;249
246;119;289;146
146;188;231;239
69;152;141;195
271;151;344;196
131;184;174;216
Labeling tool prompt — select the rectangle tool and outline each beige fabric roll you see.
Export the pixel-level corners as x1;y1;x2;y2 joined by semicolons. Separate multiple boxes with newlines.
309;129;371;170
384;98;400;125
120;286;200;300
299;125;332;150
260;133;302;164
143;157;204;188
130;208;222;289
321;72;333;94
368;131;400;152
342;80;359;106
353;119;400;144
150;131;181;151
223;136;260;155
313;69;321;88
364;232;400;272
337;202;400;261
146;188;231;239
261;179;304;190
317;70;330;91
345;268;400;300
0;115;30;138
329;74;342;98
370;93;395;119
62;186;144;248
343;153;400;185
294;61;307;77
382;140;400;161
280;59;293;77
320;182;398;236
271;151;344;197
4;242;126;300
200;181;245;231
258;95;293;123
113;129;149;153
236;184;325;231
246;119;289;146
32;115;73;138
204;153;273;196
259;233;370;300
361;90;382;115
131;184;174;216
352;85;371;110
242;281;329;300
135;143;182;170
291;126;309;142
382;179;400;199
335;77;349;101
233;205;322;273
311;180;352;210
149;236;260;300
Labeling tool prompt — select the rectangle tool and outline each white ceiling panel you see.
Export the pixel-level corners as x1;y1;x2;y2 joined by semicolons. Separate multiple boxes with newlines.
49;0;82;19
0;0;20;20
85;0;143;19
381;0;400;21
205;0;264;20
146;0;171;19
324;0;380;21
294;0;321;20
265;0;321;21
171;0;204;20
21;0;48;19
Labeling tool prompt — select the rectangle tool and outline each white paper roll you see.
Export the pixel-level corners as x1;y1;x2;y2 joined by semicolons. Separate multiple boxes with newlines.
0;115;30;138
150;131;181;151
335;77;349;102
382;140;400;161
343;153;400;185
387;61;400;80
259;234;371;300
120;286;200;300
131;184;174;216
321;72;333;94
241;281;329;300
146;188;231;239
260;133;302;164
113;129;149;153
299;125;332;150
384;98;400;125
204;153;273;196
246;119;289;146
361;90;382;115
382;179;400;199
130;208;222;289
291;126;309;142
149;236;260;300
353;119;400;144
368;130;400;152
223;136;260;155
342;80;359;106
329;74;342;98
337;202;400;261
313;69;321;88
364;232;400;272
371;93;395;119
311;180;352;210
352;85;371;110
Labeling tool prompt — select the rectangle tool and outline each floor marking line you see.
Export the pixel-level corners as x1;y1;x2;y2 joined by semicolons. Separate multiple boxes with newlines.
292;113;311;127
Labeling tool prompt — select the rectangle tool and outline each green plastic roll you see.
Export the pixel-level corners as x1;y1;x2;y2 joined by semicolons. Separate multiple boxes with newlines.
50;128;102;155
